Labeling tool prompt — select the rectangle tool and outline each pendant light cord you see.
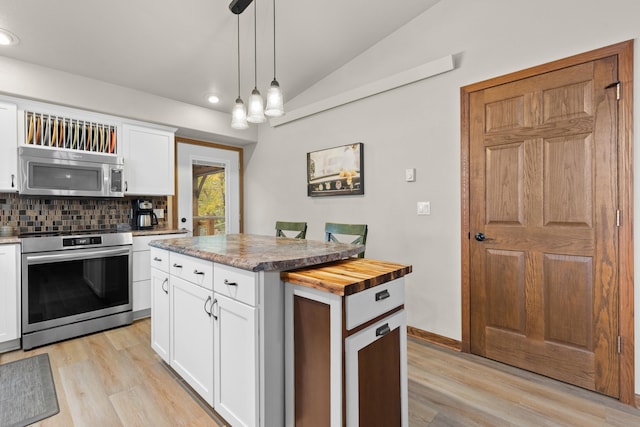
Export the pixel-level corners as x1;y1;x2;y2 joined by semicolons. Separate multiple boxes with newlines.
237;14;241;97
272;0;276;79
254;0;258;89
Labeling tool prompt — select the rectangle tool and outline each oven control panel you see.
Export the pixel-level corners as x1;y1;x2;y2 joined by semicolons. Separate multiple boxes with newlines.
63;236;102;247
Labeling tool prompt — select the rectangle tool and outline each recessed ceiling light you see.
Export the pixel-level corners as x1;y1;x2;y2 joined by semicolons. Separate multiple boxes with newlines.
0;29;19;46
207;94;220;104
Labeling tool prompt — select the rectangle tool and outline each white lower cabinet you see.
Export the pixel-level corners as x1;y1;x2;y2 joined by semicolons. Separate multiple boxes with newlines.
0;244;20;350
170;275;214;406
214;293;258;427
150;265;170;363
133;233;184;318
150;250;274;426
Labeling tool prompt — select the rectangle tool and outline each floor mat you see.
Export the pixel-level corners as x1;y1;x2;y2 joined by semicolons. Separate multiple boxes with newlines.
0;353;59;427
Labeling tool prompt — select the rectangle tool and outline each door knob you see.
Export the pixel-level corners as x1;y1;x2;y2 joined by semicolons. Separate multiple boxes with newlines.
475;232;487;241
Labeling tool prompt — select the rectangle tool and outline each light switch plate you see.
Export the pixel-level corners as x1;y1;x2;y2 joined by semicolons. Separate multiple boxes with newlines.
417;201;430;215
405;168;416;182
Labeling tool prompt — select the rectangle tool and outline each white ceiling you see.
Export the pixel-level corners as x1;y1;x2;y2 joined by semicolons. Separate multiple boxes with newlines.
0;0;440;115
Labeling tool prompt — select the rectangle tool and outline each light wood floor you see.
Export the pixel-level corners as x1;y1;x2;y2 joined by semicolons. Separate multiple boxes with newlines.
2;319;640;426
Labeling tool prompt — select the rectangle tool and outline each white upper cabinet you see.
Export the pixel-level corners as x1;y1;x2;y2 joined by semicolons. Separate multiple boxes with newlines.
0;102;18;192
122;124;175;195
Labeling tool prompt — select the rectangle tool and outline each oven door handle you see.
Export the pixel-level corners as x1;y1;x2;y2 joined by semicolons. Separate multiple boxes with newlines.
25;247;131;264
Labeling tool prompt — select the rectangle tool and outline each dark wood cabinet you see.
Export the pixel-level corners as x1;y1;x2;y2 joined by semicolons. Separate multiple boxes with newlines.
282;259;411;427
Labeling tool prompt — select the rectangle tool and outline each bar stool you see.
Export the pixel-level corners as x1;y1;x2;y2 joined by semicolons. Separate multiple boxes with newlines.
275;221;308;239
324;222;368;258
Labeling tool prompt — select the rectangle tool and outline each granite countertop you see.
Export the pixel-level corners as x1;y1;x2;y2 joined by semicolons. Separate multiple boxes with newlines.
281;258;412;296
0;235;20;245
131;228;188;237
149;234;364;272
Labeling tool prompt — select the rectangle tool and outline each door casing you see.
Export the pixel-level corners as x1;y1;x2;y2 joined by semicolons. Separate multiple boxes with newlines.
460;40;634;405
172;137;244;233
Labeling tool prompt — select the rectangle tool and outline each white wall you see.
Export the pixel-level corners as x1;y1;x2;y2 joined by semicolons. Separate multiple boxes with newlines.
244;0;640;392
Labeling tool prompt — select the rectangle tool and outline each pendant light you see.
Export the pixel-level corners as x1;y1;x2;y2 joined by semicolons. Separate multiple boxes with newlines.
231;14;249;130
246;0;266;123
265;0;284;117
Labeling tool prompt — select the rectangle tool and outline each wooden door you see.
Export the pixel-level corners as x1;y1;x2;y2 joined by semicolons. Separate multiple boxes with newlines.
469;57;620;397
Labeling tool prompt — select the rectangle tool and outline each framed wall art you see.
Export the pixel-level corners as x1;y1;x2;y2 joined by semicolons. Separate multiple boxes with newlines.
307;143;364;197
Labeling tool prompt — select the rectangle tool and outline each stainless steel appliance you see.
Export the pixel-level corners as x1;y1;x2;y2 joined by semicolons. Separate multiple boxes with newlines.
21;230;133;349
19;146;124;197
132;199;158;230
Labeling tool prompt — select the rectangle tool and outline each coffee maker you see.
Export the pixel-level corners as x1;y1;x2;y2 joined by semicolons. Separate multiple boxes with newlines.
132;199;158;230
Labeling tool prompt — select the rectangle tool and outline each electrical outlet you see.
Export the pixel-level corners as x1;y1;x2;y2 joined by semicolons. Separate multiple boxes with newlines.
153;208;165;219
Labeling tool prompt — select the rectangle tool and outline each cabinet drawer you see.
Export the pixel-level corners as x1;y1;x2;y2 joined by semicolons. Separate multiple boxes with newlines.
170;253;213;291
213;264;257;306
150;248;169;272
345;278;404;330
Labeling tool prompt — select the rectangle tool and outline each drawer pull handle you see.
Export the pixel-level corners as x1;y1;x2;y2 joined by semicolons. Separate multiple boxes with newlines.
161;278;168;294
376;323;391;337
375;289;390;301
194;270;205;275
204;296;213;317
173;263;183;268
153;257;162;262
224;279;238;286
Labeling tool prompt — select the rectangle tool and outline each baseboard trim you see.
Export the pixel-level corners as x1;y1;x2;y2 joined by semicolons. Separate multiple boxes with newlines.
407;326;462;352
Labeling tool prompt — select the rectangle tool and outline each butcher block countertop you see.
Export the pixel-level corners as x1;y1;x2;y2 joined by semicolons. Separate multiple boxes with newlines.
149;233;364;272
281;258;412;296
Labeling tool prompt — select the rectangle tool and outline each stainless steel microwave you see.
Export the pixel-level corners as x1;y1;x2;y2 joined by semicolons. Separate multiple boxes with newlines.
19;146;124;197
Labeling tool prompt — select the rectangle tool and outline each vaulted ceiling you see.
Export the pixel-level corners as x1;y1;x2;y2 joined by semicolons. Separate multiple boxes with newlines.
0;0;441;115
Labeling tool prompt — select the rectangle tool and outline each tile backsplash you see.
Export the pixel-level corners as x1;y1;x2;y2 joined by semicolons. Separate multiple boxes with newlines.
0;193;168;234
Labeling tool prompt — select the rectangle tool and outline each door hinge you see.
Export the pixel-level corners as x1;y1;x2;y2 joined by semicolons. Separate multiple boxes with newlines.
605;81;621;100
618;335;621;353
616;209;621;227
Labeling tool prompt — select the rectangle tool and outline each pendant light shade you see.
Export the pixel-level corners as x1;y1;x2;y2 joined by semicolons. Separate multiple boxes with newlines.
264;0;284;117
265;79;284;117
231;97;249;129
247;88;266;123
231;14;248;130
246;0;266;123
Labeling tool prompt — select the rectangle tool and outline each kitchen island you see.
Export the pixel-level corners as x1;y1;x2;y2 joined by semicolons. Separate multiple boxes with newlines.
148;234;365;427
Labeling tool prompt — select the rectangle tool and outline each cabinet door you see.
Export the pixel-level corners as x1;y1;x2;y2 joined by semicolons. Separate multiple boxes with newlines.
214;293;258;427
122;124;175;195
0;244;20;343
171;276;214;406
345;310;408;427
150;267;170;363
0;103;18;192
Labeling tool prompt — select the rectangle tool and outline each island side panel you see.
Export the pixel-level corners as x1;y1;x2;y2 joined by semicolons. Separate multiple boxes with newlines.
261;270;285;427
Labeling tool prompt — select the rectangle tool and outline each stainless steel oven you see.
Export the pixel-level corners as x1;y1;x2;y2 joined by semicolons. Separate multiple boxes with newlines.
21;231;133;349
